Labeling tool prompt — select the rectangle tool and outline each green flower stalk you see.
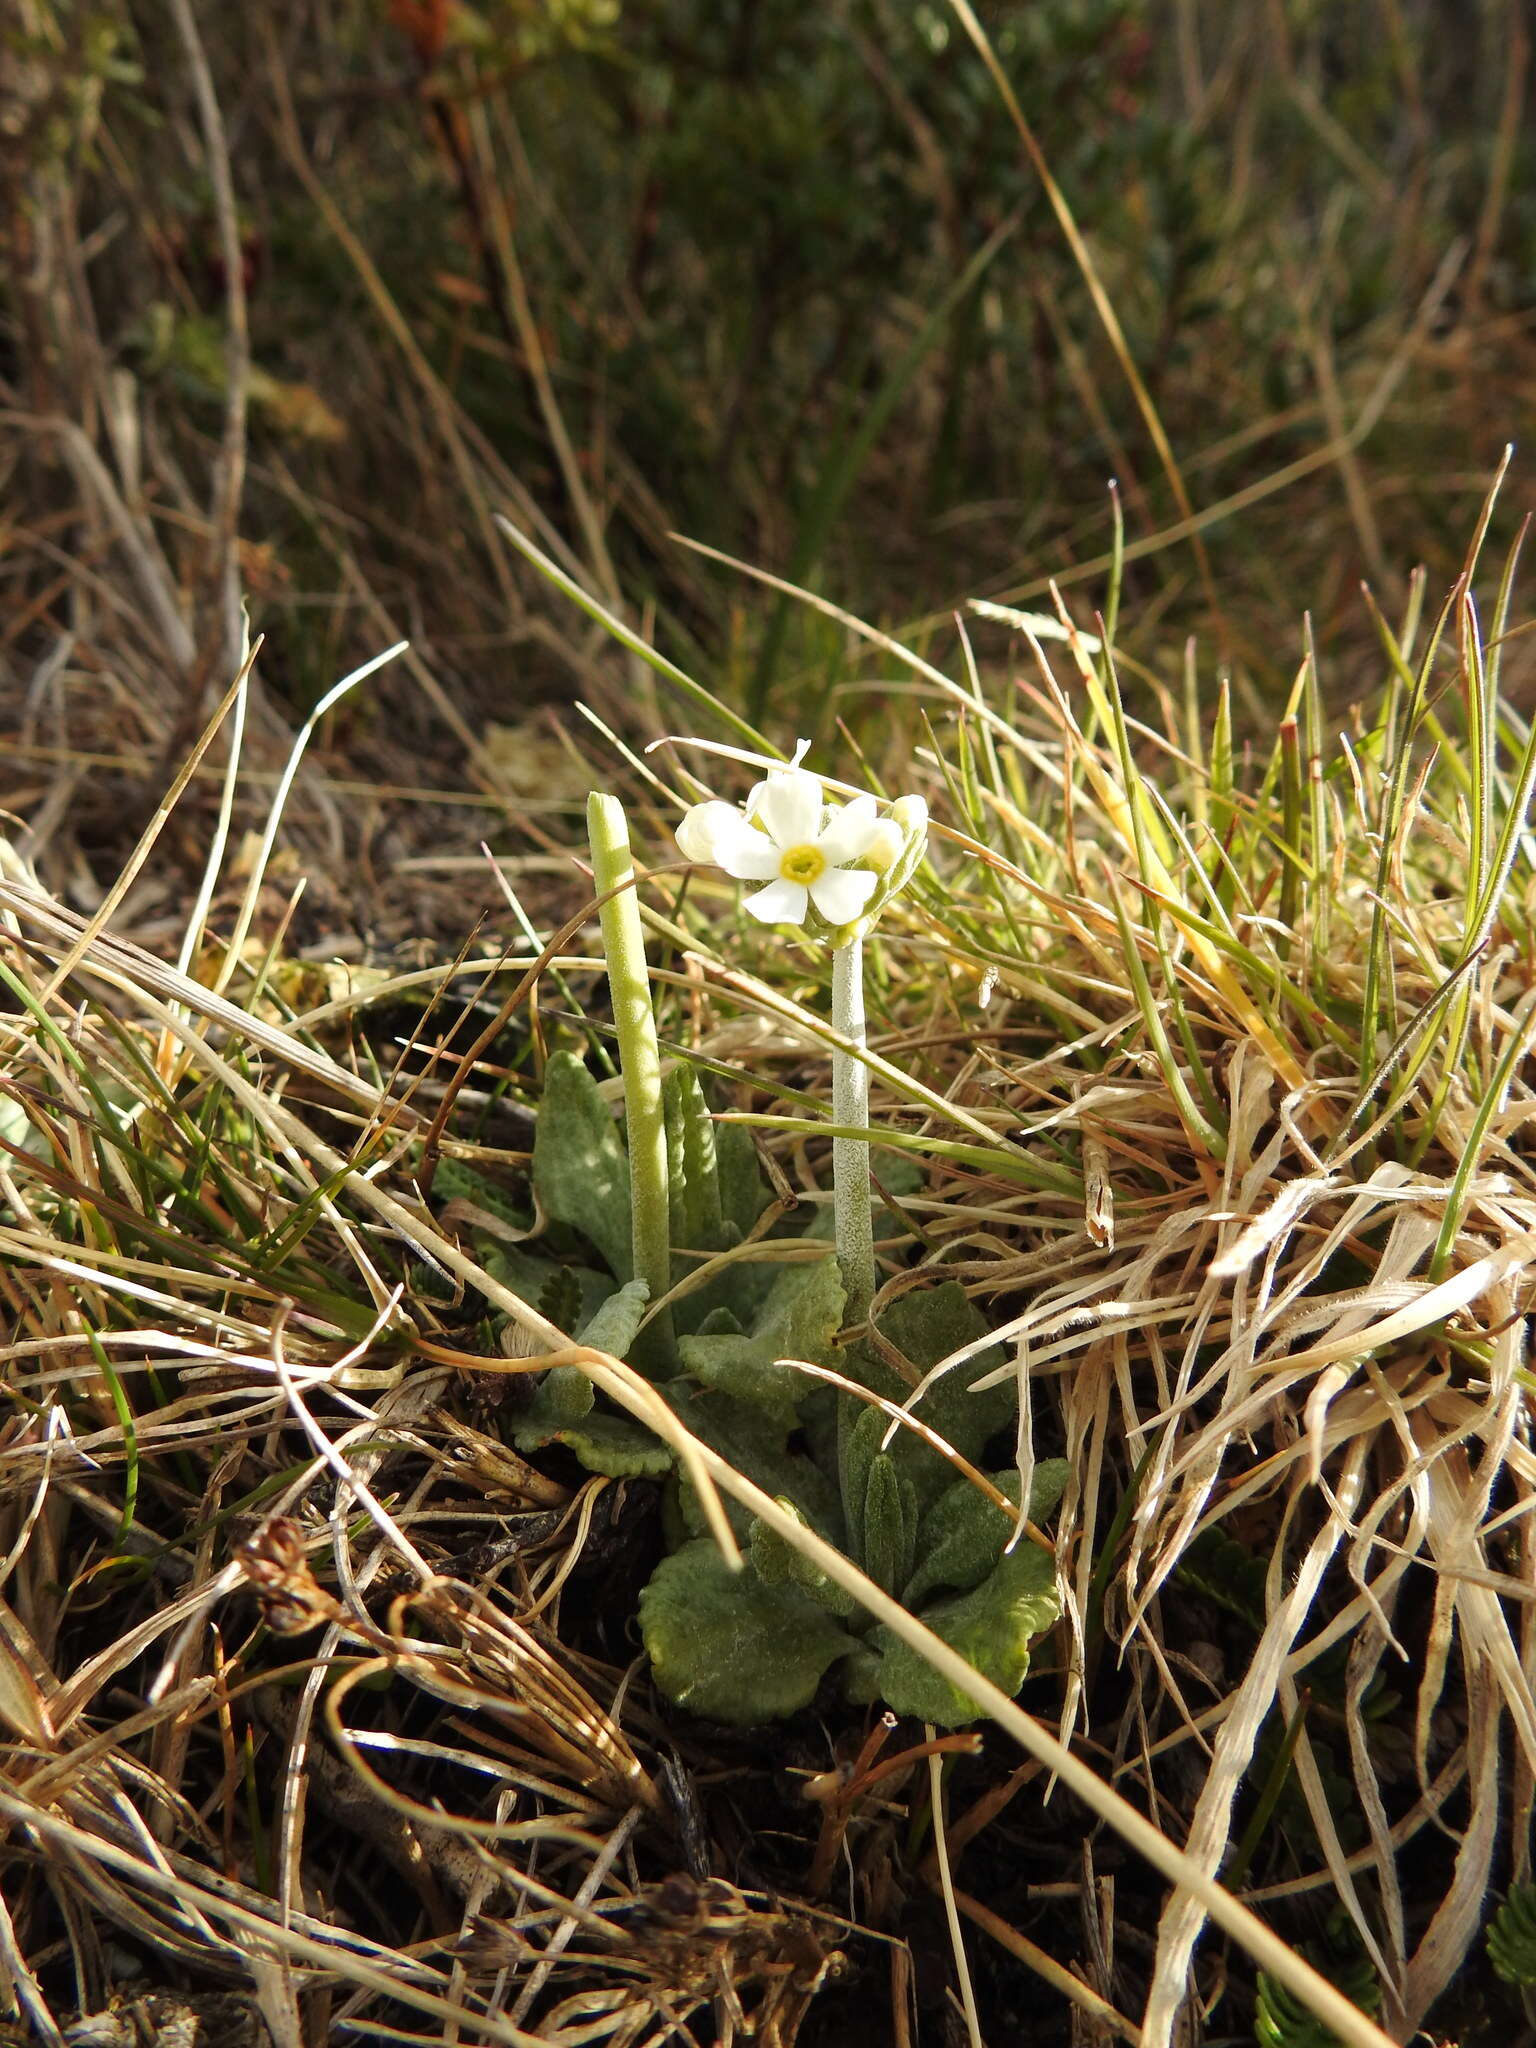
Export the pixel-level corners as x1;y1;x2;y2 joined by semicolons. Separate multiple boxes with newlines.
587;792;671;1316
831;932;875;1323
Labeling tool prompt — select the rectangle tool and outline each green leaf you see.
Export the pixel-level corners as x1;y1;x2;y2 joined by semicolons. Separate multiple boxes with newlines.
1488;1884;1536;1986
640;1540;857;1723
716;1121;769;1238
867;1538;1059;1728
524;1364;595;1430
484;1246;612;1331
432;1154;531;1233
1177;1527;1270;1632
904;1459;1070;1609
669;1381;843;1544
860;1453;917;1596
691;1305;743;1338
664;1065;725;1251
1253;1942;1381;2047
748;1500;859;1617
874;1153;924;1200
678;1254;844;1430
515;1408;674;1478
512;1282;662;1470
576;1278;651;1359
538;1264;584;1334
533;1051;632;1280
873;1281;1016;1514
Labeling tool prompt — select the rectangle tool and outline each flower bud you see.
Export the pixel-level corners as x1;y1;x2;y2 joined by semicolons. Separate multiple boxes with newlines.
888;793;928;848
860;819;906;874
675;800;744;865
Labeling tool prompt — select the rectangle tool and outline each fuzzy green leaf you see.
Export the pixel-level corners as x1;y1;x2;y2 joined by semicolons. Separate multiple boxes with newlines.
669;1381;843;1543
664;1065;725;1251
860;1453;917;1596
433;1154;531;1233
1488;1884;1536;1986
716;1122;769;1238
904;1459;1070;1609
538;1264;584;1334
532;1050;632;1280
1178;1527;1270;1632
515;1408;674;1478
678;1254;844;1429
691;1305;744;1338
842;1283;1016;1531
749;1504;859;1617
576;1278;651;1359
484;1246;612;1331
1253;1944;1381;2046
523;1364;594;1431
866;1537;1059;1728
640;1540;856;1723
510;1280;658;1466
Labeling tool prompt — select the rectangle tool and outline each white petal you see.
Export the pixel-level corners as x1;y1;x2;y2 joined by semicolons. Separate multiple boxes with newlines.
808;866;878;924
814;794;880;867
675;800;744;865
714;819;783;882
742;878;810;925
754;767;824;849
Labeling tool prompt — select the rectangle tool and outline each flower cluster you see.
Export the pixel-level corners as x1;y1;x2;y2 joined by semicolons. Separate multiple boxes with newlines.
676;746;926;938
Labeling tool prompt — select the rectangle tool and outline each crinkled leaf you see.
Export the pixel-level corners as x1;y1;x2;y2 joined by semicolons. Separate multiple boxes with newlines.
678;1255;843;1430
640;1540;856;1723
533;1051;632;1280
749;1505;859;1618
511;1286;660;1468
515;1409;674;1478
877;1153;924;1198
691;1305;743;1338
904;1459;1070;1609
484;1246;613;1332
804;1155;921;1251
538;1264;584;1334
874;1281;1016;1514
869;1539;1059;1728
664;1066;725;1251
840;1402;898;1570
432;1154;532;1235
669;1381;843;1543
520;1365;595;1433
576;1279;651;1359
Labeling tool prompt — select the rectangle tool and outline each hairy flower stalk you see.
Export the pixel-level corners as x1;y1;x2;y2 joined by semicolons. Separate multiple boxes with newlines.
831;934;875;1324
676;749;927;1330
587;792;671;1320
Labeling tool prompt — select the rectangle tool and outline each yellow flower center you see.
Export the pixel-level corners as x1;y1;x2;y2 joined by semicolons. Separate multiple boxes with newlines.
778;843;826;886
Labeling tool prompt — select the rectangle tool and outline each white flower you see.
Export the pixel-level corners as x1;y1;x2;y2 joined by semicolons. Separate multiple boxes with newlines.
676;751;883;929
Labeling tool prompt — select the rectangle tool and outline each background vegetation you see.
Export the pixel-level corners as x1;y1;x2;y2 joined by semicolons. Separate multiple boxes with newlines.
1;3;1535;2046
